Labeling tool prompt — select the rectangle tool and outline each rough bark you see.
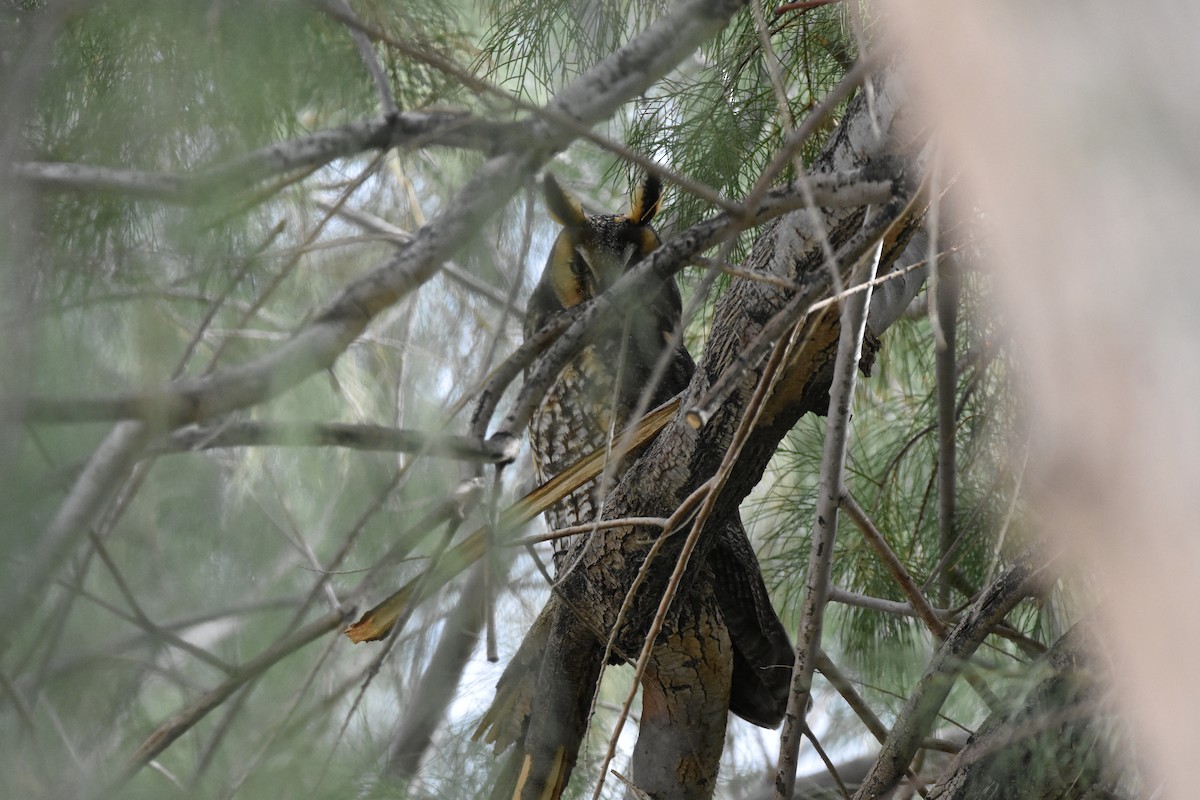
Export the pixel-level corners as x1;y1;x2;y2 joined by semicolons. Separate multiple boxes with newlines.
482;64;928;800
628;582;732;800
555;63;921;666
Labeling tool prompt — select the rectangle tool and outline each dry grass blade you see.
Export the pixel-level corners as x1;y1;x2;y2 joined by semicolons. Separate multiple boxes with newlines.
343;399;680;643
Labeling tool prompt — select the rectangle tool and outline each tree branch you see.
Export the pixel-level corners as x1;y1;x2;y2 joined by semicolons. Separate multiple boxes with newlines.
775;217;883;800
930;166;961;608
323;0;399;116
842;492;946;635
318;201;525;316
0;421;152;657
114;608;350;789
11;111;501;203
149;420;520;462
851;548;1044;800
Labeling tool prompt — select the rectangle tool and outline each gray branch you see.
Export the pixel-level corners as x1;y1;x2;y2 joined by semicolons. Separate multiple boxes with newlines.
152;421;520;463
851;548;1043;800
11;111;502;203
9;0;764;706
775;212;883;800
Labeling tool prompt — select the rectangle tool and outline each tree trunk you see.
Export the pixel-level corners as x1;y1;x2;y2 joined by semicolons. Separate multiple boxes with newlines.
481;64;930;800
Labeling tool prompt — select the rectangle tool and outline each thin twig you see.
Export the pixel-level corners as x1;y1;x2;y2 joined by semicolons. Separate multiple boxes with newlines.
509;517;671;548
174;220;287;374
318;512;464;788
325;0;398;116
384;557;511;779
79;533;236;674
804;724;853;800
827;586;951;621
775;0;843;14
774;224;883;800
215;633;342;797
205;151;386;371
815;650;961;756
841;493;1003;713
742;57;879;301
841;493;946;635
687;233;922;427
984;444;1030;585
115;609;349;788
151;420;520;462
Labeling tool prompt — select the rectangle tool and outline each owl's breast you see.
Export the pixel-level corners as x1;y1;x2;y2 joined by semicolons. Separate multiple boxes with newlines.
528;346;634;573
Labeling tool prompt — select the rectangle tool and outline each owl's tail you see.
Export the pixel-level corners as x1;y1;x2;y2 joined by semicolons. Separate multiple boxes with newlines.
473;601;603;800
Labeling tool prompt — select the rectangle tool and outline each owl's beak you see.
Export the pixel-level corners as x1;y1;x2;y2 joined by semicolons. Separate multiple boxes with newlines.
578;242;637;292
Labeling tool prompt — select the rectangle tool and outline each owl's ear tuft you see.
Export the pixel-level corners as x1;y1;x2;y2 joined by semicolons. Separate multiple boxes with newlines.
629;174;662;226
543;173;586;230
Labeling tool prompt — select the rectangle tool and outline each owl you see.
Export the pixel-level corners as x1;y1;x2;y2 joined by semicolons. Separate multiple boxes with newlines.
519;172;793;729
524;172;689;574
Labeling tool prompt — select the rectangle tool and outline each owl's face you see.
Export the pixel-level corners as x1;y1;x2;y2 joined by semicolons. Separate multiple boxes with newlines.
542;173;663;309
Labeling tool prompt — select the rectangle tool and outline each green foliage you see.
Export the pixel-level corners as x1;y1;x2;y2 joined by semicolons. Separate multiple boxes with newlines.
26;0;475;291
750;275;1036;731
477;1;852;262
477;0;669;99
623;4;850;253
0;0;1059;796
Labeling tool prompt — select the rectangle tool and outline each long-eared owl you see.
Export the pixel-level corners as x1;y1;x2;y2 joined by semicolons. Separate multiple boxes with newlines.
524;173;691;574
522;172;793;729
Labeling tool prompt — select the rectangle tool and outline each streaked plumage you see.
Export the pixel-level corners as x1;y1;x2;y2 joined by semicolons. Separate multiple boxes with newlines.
477;173;795;799
525;172;686;572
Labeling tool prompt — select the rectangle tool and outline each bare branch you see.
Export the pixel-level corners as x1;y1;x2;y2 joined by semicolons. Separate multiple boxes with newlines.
826;586;953;621
775;219;883;800
321;201;526;316
323;0;398;116
11;111;501;203
115;608;350;788
151;420;521;463
851;548;1044;800
842;493;946;635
